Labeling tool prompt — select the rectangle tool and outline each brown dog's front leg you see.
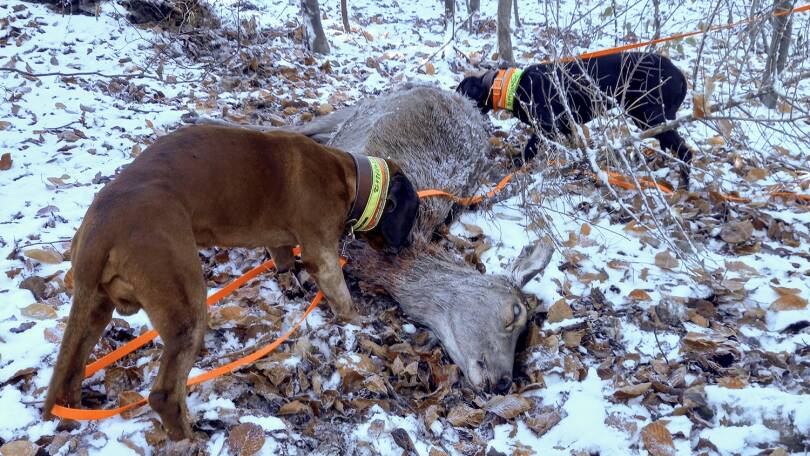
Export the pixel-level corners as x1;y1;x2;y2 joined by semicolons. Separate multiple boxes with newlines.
299;241;360;324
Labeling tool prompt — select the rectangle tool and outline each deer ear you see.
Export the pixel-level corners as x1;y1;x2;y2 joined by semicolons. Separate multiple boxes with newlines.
510;239;555;289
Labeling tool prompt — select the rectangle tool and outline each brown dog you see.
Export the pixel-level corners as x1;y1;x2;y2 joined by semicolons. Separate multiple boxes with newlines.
43;125;419;440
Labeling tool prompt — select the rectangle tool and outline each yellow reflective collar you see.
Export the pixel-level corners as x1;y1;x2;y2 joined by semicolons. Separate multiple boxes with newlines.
352;157;390;232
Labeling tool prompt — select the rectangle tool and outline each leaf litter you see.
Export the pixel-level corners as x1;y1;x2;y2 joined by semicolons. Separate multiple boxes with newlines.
0;0;809;455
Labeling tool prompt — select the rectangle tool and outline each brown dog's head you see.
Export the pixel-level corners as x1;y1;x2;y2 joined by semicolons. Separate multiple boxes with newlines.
359;160;419;253
456;70;497;114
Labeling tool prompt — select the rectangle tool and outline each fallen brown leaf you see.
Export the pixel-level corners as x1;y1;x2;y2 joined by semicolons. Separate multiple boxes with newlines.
717;377;748;389
720;221;753;244
23;248;63;264
119;391;147;420
547;300;573;323
446;404;484;427
770;294;807;311
654;250;679;270
21;303;57;320
483;395;531;420
278;400;310;415
0;153;11;171
227;423;265;456
0;440;38;456
525;409;561;437
425;62;436;75
613;382;652;400
628;289;652;301
641;420;675;456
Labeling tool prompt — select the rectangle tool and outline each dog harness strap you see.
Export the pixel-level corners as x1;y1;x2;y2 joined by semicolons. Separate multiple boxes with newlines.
347;154;373;226
353;157;390;232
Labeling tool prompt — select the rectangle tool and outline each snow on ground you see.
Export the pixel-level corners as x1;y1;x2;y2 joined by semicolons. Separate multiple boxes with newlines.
1;0;809;454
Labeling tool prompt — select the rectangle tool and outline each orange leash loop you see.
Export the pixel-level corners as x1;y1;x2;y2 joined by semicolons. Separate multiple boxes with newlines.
50;251;339;421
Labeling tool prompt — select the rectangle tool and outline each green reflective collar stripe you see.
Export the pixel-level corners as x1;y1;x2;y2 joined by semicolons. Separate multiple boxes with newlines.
353;157;390;232
505;68;524;112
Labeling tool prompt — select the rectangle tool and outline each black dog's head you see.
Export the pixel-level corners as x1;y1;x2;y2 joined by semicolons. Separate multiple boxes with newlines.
360;160;420;253
456;70;497;114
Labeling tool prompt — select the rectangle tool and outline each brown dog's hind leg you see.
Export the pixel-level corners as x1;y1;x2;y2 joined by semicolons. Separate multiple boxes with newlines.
299;239;360;324
136;248;207;441
44;285;113;419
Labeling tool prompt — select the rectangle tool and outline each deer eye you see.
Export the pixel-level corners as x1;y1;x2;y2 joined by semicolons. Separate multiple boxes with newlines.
506;304;522;329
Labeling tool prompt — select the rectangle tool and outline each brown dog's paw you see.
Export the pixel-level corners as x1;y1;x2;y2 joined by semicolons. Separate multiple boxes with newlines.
55;418;81;433
335;311;366;326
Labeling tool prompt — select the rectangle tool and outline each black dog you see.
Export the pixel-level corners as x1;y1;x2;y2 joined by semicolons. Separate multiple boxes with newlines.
457;52;692;184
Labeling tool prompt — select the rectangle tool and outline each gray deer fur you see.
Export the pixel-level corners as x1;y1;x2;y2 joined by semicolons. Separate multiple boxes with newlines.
191;84;554;391
288;85;554;391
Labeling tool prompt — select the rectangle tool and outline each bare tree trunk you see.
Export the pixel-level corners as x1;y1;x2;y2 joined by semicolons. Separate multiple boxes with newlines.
747;0;763;49
301;0;329;55
762;0;794;107
497;0;514;63
444;0;455;42
466;0;480;32
513;0;521;28
340;0;350;33
652;0;661;39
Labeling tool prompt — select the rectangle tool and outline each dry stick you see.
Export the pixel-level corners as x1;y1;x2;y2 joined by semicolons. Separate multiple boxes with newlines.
0;67;202;84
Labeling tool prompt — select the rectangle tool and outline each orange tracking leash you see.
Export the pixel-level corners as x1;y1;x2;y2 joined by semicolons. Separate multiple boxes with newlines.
51;249;340;421
47;4;810;422
550;3;810;63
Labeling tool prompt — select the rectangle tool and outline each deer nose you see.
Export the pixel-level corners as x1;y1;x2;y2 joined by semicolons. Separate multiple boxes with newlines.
493;376;512;394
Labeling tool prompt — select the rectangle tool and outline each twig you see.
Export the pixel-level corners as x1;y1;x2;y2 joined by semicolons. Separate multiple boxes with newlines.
633;70;810;142
652;324;670;365
409;10;476;73
0;67;203;84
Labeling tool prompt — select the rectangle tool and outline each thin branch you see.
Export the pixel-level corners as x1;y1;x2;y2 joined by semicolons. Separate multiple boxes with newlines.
633;70;810;142
0;67;203;84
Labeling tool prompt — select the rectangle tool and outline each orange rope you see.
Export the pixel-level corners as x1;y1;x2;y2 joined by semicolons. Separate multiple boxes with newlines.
545;3;810;64
49;249;341;421
417;173;515;205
